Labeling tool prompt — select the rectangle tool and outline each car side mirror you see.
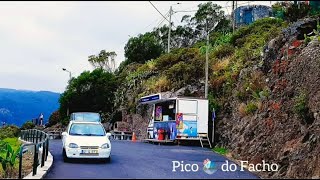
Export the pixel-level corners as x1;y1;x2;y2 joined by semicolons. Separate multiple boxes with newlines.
62;132;67;136
106;133;112;137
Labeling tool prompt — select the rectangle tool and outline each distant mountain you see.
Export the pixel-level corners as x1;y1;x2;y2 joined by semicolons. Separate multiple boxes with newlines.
0;88;60;127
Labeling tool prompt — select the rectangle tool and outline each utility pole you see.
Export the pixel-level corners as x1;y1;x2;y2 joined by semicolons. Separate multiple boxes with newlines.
168;6;172;53
205;19;209;99
62;68;72;116
232;1;235;33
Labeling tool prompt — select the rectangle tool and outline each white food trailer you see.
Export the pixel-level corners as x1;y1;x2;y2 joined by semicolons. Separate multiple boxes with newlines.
139;93;212;148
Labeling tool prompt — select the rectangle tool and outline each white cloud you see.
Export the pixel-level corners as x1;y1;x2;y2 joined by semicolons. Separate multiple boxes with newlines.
0;1;274;93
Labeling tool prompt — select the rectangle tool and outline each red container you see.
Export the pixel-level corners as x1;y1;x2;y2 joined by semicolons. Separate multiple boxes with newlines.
158;129;165;140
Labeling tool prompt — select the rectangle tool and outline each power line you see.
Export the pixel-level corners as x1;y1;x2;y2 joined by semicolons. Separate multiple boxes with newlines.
149;1;171;24
174;10;197;13
115;14;169;53
173;13;180;25
155;10;170;29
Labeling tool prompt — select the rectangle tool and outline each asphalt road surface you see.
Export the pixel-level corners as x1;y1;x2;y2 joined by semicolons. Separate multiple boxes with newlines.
44;140;259;179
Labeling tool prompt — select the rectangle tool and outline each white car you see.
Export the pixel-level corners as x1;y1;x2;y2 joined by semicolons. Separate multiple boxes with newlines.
61;121;112;162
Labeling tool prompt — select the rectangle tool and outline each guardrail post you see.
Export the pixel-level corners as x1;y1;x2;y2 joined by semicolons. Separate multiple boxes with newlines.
28;130;31;142
18;144;24;179
45;137;49;160
33;144;39;176
35;130;39;144
31;130;34;143
41;141;45;167
18;129;49;178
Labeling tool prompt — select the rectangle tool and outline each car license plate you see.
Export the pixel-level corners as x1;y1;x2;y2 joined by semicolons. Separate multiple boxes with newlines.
81;149;98;154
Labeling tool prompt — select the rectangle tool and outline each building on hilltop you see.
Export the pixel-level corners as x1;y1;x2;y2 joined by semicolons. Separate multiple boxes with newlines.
235;5;273;27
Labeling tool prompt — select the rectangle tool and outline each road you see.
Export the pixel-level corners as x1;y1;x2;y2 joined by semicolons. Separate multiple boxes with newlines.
44;140;259;179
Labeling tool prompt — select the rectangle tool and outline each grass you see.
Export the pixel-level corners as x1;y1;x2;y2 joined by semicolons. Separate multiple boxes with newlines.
2;138;22;150
0;137;22;178
212;147;228;156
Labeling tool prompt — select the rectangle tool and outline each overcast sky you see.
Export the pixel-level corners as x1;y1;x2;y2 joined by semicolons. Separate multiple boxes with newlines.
0;1;274;93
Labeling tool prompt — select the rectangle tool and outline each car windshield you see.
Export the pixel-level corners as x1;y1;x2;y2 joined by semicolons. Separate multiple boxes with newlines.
69;123;105;136
73;113;101;122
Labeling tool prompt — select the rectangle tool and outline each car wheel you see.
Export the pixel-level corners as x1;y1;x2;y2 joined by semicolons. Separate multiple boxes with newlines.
62;148;69;162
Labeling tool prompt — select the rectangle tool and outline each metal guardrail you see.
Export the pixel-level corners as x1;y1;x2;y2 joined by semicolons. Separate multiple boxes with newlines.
44;128;65;139
19;129;49;179
111;131;132;140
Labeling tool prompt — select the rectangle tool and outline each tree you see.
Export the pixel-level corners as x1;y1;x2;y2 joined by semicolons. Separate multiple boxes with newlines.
124;32;163;64
150;3;228;51
191;2;225;37
59;68;117;121
47;110;60;127
88;50;117;73
20;121;35;130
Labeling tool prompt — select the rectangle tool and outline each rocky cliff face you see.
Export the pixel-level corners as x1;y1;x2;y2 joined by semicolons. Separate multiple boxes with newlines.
114;16;320;179
216;17;320;179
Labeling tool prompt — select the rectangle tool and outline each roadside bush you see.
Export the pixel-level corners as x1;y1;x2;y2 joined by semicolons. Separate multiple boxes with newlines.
61;117;70;126
284;2;311;22
245;101;258;115
154;76;171;92
47;110;60;127
20;121;35;130
165;62;192;89
238;103;247;117
239;101;258;117
293;91;314;124
231;18;285;47
212;44;235;59
155;48;200;71
0;140;21;178
212;57;230;73
208;94;221;113
212;147;228;155
236;90;247;101
0;126;20;140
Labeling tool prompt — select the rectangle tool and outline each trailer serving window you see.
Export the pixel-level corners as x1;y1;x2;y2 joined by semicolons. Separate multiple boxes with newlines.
154;100;176;121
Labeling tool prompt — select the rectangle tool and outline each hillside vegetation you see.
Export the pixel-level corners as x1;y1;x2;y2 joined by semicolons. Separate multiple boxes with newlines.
54;2;320;178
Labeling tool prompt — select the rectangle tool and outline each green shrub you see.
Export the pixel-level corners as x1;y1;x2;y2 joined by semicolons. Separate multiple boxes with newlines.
212;44;235;59
47;111;60;127
293;91;314;124
231;18;285;50
213;147;228;155
20;121;35;130
284;2;311;22
0;140;21;178
208;94;221;112
304;34;312;45
236;90;247;101
0;126;20;140
293;91;309;119
61;117;70;126
1;138;21;154
245;101;258;114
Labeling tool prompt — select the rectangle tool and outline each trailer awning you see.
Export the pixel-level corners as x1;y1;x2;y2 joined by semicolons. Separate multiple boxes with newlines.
139;93;176;104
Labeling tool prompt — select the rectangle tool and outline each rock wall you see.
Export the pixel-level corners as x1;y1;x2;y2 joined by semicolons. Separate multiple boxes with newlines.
215;17;320;179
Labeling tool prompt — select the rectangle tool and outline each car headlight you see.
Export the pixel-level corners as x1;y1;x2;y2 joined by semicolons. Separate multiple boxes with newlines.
101;143;110;149
68;143;79;148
